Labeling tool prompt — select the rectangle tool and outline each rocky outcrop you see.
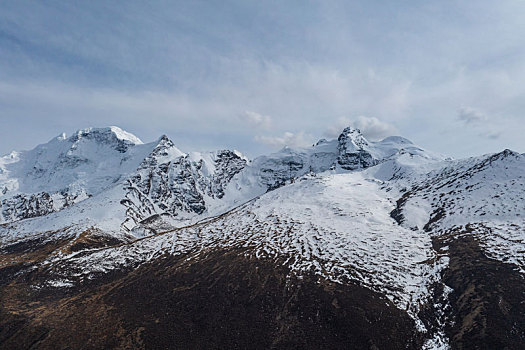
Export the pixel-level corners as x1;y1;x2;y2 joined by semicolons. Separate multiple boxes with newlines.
0;188;89;224
198;150;248;199
337;127;378;170
254;127;381;190
121;136;247;230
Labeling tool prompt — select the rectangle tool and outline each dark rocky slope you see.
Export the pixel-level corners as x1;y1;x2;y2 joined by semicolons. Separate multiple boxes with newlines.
1;245;423;350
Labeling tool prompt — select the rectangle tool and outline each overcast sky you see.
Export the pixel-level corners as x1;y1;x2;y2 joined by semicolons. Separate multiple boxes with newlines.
1;1;525;158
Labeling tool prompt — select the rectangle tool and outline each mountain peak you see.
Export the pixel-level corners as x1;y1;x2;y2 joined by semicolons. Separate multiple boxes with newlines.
157;134;174;146
338;126;369;151
484;148;522;164
144;134;185;163
69;126;143;145
380;136;413;145
108;126;143;145
340;126;362;135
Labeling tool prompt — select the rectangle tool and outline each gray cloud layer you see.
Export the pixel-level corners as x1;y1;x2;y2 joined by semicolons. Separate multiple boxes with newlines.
0;1;524;157
458;107;487;124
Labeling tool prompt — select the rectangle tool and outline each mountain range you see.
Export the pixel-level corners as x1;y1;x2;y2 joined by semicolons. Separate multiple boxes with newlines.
1;126;524;349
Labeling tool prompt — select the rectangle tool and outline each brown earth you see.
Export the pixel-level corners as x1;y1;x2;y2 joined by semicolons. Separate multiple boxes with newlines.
0;245;423;350
3;222;525;349
433;226;525;349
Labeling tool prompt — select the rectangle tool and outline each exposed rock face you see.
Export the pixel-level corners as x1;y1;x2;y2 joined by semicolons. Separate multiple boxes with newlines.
125;136;206;217
337;127;378;170
253;128;377;190
1;192;54;222
256;148;309;190
254;127;416;191
121;137;248;229
199;149;248;199
1;188;89;223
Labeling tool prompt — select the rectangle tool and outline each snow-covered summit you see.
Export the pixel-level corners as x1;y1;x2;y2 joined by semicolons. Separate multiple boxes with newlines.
0;127;157;225
0;127;151;195
338;126;369;148
246;127;442;190
70;126;144;145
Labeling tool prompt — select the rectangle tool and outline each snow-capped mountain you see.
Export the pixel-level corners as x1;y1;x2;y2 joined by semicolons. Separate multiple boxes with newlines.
1;126;524;349
0;125;442;239
0;127;150;224
0;126;251;238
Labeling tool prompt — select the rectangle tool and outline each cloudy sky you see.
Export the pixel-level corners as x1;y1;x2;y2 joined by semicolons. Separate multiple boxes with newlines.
1;1;524;158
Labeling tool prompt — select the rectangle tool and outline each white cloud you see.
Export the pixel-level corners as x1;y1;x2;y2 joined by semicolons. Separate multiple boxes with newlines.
239;111;272;129
353;116;399;140
458;107;487;124
255;131;313;148
324;117;352;139
325;116;398;141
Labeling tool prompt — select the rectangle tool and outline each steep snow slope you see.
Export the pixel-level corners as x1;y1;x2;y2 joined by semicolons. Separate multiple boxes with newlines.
403;150;525;230
393;149;525;274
